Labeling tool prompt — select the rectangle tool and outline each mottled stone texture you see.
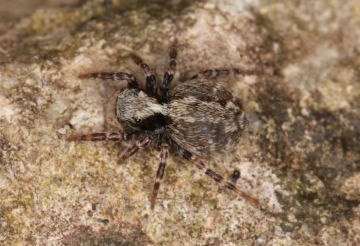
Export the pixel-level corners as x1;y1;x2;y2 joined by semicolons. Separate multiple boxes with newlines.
0;0;359;245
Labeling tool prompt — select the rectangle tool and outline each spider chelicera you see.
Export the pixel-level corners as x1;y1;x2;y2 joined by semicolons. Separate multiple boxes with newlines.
68;46;260;209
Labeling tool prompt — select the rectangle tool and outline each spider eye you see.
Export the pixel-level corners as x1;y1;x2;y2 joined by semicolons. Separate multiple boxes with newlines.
135;118;142;123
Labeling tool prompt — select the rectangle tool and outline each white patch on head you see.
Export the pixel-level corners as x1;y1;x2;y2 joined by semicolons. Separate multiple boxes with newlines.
138;91;165;114
116;88;167;124
135;96;166;120
138;91;147;98
146;101;166;114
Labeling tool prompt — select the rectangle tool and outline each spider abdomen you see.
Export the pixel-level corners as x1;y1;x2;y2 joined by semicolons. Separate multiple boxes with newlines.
167;80;248;157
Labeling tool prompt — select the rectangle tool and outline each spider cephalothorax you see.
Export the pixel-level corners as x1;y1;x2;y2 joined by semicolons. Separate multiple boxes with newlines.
115;88;167;132
68;47;260;209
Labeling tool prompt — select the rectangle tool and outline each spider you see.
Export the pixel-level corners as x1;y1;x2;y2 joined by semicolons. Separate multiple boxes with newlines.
68;47;260;209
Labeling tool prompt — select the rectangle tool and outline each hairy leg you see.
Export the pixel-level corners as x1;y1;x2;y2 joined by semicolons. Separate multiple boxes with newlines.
67;132;126;142
151;143;169;209
176;145;259;207
131;54;157;94
119;134;153;161
158;46;177;101
79;72;139;88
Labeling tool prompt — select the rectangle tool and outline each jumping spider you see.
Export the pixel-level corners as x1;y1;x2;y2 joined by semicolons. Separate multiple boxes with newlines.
68;47;260;209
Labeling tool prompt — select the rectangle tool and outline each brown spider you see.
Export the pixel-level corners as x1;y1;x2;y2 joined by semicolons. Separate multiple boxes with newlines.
68;47;260;209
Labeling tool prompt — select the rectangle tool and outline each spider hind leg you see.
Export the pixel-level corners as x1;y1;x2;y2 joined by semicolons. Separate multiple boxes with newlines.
176;145;259;207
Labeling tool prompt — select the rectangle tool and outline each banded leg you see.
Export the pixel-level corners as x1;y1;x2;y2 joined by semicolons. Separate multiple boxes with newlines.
79;72;139;88
189;68;260;81
177;146;259;207
158;47;177;101
67;132;125;142
151;143;169;209
119;134;153;161
131;54;156;94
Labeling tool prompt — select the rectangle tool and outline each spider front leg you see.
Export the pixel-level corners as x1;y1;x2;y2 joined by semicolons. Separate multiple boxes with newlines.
67;132;126;142
131;54;156;94
158;46;177;101
176;146;259;207
151;143;169;209
189;68;260;81
78;72;139;89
